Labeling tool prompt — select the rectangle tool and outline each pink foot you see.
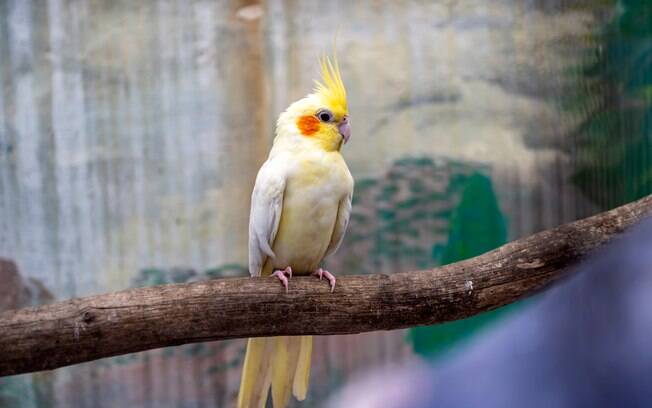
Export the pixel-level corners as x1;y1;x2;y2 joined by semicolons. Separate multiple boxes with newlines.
313;268;336;292
272;267;292;292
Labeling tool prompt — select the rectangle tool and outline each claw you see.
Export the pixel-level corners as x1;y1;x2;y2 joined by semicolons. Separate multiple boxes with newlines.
272;267;292;292
313;268;336;292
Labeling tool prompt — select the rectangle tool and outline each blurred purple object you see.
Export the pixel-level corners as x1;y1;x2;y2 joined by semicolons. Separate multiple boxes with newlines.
329;218;652;408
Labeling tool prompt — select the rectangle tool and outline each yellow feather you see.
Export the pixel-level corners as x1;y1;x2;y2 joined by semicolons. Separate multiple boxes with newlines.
238;336;313;408
271;336;301;407
313;53;347;115
292;336;313;400
238;338;275;408
270;154;352;274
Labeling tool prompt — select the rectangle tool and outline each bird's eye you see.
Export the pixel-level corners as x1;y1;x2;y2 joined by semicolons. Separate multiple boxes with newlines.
317;109;333;122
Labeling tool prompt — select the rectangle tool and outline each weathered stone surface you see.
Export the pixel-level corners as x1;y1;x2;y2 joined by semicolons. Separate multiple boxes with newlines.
0;0;614;406
0;258;54;312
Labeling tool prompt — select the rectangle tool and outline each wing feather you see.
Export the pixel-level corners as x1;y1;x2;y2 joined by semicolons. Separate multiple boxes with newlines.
248;158;286;277
324;191;352;259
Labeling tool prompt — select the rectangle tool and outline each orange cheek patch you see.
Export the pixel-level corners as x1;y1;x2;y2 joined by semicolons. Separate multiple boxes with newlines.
297;115;320;136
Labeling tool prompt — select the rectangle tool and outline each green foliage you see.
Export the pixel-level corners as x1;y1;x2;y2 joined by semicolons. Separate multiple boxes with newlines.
325;156;517;358
335;157;492;274
569;0;652;209
133;267;169;287
408;173;515;358
204;264;248;279
132;264;247;288
440;174;507;265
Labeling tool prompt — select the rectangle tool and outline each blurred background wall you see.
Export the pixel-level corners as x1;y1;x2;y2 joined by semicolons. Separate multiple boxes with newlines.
1;0;649;407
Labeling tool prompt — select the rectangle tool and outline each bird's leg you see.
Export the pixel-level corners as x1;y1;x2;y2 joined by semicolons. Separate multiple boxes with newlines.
312;267;336;292
271;266;292;292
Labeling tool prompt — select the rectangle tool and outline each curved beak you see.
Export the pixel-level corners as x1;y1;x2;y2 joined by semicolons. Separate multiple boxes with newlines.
338;116;351;144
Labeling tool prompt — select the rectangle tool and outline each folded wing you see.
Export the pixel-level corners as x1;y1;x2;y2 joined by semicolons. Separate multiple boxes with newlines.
248;158;287;277
324;191;352;259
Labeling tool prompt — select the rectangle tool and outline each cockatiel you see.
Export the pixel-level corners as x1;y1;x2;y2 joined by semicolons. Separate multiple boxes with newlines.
237;55;353;408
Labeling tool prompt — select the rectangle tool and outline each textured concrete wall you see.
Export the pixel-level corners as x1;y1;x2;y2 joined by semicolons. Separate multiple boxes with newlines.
0;0;607;406
0;0;600;298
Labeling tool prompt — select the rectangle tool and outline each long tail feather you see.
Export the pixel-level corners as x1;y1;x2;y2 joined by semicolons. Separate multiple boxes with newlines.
292;336;312;401
271;336;301;407
238;338;274;408
239;336;313;408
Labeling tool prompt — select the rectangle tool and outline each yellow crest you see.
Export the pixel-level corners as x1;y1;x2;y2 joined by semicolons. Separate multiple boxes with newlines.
313;54;347;114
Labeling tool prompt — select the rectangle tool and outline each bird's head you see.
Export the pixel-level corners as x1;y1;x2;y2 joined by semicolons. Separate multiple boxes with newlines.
275;55;350;152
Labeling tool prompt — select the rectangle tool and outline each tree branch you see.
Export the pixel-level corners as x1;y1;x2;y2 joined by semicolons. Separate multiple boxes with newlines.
1;195;651;377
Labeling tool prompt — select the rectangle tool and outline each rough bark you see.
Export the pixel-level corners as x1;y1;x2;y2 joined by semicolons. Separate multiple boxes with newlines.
1;195;651;377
